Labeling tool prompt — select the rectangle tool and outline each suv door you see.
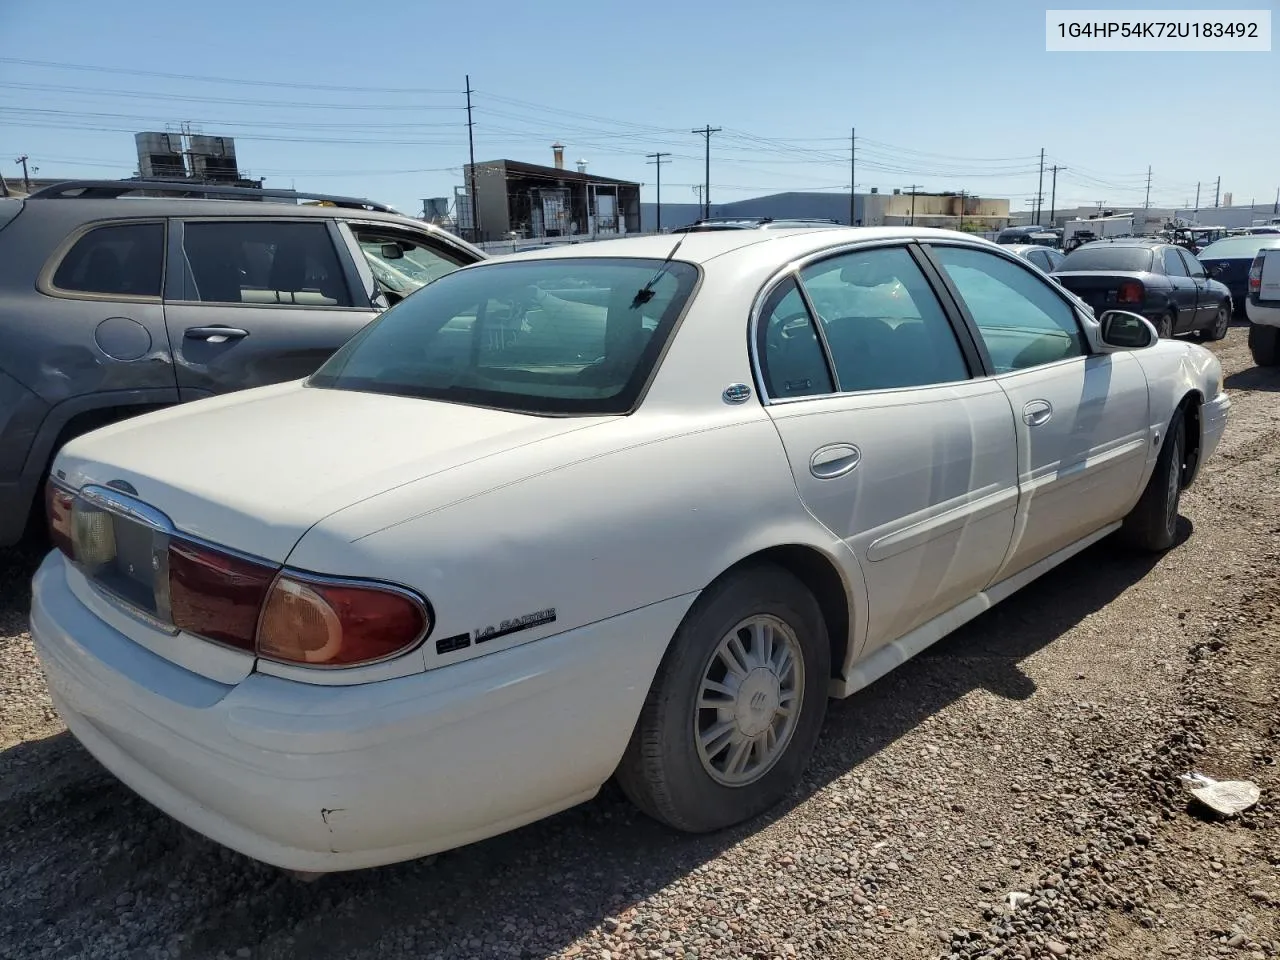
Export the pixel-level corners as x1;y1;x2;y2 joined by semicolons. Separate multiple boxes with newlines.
163;218;380;399
926;243;1150;582
1160;245;1199;333
1178;247;1217;327
758;244;1019;654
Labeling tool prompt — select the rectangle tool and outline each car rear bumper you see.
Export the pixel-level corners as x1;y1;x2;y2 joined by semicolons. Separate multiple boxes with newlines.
32;552;694;873
1247;297;1280;328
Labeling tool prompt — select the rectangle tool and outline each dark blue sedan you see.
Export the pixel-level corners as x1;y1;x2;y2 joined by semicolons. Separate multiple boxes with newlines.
1198;235;1280;315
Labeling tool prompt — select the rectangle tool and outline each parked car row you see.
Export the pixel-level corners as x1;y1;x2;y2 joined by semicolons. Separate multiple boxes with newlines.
27;211;1230;874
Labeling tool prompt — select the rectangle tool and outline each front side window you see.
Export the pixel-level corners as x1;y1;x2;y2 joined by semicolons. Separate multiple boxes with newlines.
798;246;970;391
310;257;698;415
1162;247;1188;277
757;277;833;399
180;221;353;307
355;229;467;298
51;222;164;297
930;245;1085;372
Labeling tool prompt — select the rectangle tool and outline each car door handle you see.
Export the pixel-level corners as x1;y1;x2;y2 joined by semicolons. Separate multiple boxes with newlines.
184;326;249;343
1022;399;1053;427
809;443;861;480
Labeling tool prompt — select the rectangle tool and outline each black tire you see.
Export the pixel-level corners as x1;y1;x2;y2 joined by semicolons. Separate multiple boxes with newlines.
616;563;830;833
1157;309;1176;338
1202;301;1231;342
1250;322;1280;367
1120;411;1186;552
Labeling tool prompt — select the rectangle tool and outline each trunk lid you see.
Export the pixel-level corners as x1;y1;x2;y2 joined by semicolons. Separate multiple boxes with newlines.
1053;271;1147;314
55;380;614;563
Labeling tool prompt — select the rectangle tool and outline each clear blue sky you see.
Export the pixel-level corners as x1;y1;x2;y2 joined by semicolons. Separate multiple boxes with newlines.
3;0;1276;217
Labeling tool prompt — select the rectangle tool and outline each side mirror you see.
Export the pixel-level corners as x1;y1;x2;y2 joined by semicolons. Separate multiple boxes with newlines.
1098;310;1157;349
380;242;405;260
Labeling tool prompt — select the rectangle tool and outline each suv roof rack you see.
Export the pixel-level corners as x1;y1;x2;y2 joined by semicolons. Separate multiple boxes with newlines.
26;179;400;214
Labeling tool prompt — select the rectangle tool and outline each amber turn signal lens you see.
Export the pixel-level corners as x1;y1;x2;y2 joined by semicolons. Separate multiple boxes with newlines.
257;575;427;666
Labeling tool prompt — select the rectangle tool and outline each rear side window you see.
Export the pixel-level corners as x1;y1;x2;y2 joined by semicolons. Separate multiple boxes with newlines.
179;221;353;307
1162;247;1188;277
757;277;833;399
51;222;164;297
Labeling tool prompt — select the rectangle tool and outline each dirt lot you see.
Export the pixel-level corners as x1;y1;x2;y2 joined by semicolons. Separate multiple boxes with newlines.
1;324;1277;960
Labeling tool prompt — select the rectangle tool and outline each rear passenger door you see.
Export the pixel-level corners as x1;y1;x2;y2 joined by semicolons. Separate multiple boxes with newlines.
760;243;1020;655
925;243;1150;582
163;219;379;399
1178;248;1217;327
1160;245;1199;333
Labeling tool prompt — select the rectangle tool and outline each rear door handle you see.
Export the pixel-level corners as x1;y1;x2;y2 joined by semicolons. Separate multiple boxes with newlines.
1022;399;1053;427
185;326;249;343
809;443;861;480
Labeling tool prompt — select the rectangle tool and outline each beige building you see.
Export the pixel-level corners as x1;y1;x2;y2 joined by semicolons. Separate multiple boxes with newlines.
867;190;1010;229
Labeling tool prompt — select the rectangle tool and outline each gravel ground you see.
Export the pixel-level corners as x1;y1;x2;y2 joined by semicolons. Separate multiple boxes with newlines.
1;324;1277;960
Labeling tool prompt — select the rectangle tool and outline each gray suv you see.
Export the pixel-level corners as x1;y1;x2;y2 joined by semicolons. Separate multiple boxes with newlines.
0;179;485;547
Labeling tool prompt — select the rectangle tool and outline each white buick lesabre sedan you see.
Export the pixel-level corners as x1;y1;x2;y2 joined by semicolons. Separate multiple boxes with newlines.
32;227;1229;873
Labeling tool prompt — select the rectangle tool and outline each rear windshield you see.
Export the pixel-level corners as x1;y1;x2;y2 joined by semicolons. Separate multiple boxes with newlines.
309;257;699;415
1059;247;1153;272
1198;236;1280;260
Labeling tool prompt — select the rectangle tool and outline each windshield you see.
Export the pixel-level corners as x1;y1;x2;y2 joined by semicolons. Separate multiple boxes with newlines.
1058;246;1154;272
1198;236;1280;260
358;234;467;296
309;257;699;415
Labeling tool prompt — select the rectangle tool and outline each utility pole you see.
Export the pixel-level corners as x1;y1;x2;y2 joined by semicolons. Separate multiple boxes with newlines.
1194;181;1200;216
957;189;965;232
464;75;480;242
15;154;30;192
645;151;670;232
1096;200;1105;212
691;125;721;219
1035;147;1045;224
905;184;922;226
849;127;856;226
1049;165;1064;225
1143;165;1152;212
1214;176;1221;208
1273;186;1278;214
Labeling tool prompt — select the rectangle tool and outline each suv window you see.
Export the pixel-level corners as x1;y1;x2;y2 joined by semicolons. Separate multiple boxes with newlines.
180;221;353;307
310;257;698;415
931;245;1085;372
51;222;164;298
798;246;969;391
757;276;833;399
1162;246;1188;277
355;229;466;298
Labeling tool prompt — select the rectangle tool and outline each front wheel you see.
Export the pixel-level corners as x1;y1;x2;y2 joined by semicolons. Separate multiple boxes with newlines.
1202;302;1231;342
616;564;830;833
1250;323;1280;366
1120;412;1186;552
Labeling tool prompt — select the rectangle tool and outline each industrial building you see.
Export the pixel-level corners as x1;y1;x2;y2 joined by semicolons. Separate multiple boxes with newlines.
641;189;1010;232
457;145;642;244
134;131;260;187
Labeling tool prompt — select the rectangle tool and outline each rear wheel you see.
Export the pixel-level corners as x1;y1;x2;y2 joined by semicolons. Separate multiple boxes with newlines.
1250;323;1280;366
1120;412;1185;552
1202;301;1231;342
1157;309;1176;338
616;564;830;833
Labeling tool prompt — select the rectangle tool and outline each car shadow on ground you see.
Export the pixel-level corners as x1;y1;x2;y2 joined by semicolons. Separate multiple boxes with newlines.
1225;365;1280;392
0;524;1187;960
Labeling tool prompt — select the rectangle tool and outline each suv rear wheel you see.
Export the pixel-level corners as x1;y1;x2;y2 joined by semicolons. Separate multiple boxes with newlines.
1250;323;1280;366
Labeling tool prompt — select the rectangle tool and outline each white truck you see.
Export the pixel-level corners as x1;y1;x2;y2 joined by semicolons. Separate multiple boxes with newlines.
1246;247;1280;366
1063;213;1136;251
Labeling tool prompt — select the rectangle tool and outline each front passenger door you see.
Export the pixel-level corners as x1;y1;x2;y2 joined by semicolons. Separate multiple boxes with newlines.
163;219;380;399
927;244;1151;583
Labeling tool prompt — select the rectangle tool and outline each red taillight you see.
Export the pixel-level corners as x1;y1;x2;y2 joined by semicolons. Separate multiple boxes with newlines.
46;481;76;559
168;539;276;652
1249;254;1264;293
257;575;427;666
1118;280;1144;304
